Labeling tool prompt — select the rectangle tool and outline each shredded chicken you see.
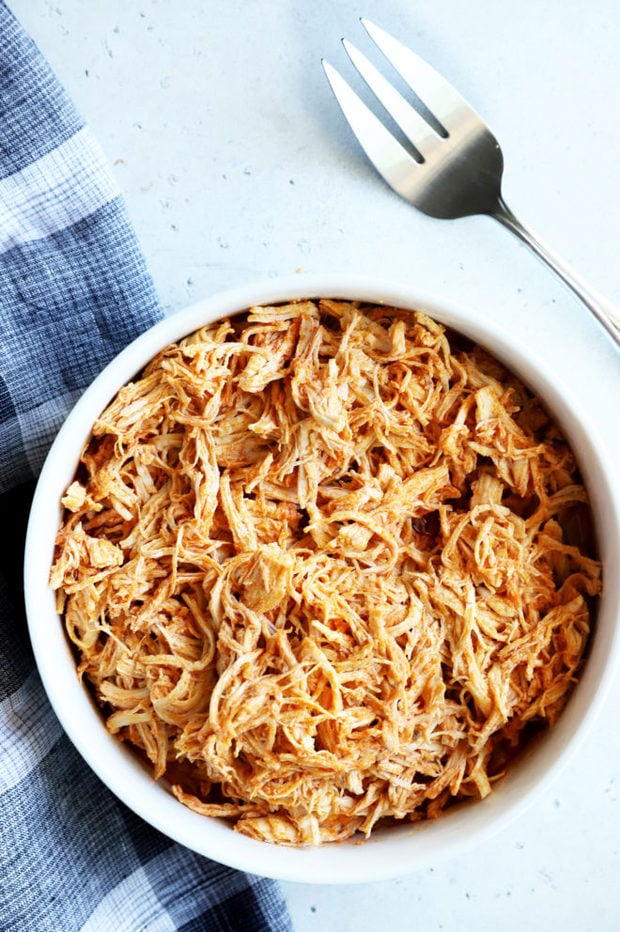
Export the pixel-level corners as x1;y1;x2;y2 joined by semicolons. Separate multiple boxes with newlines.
50;300;601;845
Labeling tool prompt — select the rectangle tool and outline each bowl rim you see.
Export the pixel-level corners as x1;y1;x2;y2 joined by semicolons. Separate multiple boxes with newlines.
24;271;620;884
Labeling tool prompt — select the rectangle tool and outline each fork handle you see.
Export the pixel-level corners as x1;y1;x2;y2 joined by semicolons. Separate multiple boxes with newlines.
493;198;620;347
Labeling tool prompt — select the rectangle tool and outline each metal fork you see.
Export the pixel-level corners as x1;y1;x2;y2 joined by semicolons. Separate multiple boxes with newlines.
322;19;620;347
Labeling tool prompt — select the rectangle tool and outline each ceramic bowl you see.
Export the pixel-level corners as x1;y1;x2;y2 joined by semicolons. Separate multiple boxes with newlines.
24;273;620;883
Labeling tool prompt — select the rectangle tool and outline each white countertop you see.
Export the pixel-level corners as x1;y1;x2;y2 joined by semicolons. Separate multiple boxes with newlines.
9;1;620;929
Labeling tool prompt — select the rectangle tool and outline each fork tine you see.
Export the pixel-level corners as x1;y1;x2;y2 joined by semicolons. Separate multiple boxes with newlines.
360;18;470;132
322;59;420;202
342;39;440;160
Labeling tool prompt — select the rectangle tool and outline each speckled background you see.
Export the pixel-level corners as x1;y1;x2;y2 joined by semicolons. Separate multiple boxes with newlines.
8;1;620;929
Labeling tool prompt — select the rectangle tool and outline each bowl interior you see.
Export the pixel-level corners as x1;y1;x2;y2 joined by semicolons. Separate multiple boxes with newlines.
24;273;620;884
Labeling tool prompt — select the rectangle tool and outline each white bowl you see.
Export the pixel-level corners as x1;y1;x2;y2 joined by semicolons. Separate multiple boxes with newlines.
24;273;620;884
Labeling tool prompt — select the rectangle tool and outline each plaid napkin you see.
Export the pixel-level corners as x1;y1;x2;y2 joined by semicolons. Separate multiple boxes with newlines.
0;4;292;930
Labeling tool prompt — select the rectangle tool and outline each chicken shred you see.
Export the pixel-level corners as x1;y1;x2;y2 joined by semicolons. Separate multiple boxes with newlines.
50;300;601;845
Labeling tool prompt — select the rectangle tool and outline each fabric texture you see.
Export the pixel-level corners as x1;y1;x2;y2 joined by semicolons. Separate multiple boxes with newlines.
0;3;292;930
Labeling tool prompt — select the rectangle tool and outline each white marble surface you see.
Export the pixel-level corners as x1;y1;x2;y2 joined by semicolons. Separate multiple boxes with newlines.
9;1;620;929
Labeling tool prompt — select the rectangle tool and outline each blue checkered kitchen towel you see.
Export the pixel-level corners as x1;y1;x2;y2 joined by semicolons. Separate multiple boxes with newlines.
0;4;292;930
